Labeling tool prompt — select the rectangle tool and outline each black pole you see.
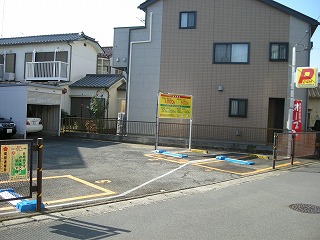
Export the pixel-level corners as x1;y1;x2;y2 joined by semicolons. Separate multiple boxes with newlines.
272;133;278;169
36;138;43;212
291;134;296;165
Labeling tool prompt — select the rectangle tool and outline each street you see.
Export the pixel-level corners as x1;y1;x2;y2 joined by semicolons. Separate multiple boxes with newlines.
0;136;316;219
0;162;319;239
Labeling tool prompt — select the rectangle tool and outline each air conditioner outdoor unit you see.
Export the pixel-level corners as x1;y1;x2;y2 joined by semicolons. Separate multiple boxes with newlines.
117;112;125;121
116;112;126;135
4;73;15;81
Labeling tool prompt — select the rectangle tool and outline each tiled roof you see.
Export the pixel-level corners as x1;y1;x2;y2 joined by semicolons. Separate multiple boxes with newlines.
69;74;124;89
99;47;113;59
0;32;100;47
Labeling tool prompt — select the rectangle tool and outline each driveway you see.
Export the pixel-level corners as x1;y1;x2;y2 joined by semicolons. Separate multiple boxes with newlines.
0;136;316;218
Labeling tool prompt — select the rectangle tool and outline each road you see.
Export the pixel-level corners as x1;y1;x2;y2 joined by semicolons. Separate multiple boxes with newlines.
0;162;319;239
0;136;316;218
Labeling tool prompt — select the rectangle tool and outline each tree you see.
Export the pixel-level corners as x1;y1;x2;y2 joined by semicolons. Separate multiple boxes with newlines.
87;90;105;119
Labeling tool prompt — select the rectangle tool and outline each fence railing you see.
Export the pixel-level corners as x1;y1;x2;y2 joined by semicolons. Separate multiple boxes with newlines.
25;61;68;81
62;117;118;134
272;132;320;168
62;117;286;144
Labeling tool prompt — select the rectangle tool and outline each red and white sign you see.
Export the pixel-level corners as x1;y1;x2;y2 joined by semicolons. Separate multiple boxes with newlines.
292;99;302;133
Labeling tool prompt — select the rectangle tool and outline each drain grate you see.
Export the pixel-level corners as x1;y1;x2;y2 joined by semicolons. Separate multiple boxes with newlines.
289;203;320;214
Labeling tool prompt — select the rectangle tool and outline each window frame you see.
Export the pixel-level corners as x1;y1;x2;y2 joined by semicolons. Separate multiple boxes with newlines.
213;43;250;64
229;98;248;118
269;42;289;62
179;11;197;29
0;53;16;73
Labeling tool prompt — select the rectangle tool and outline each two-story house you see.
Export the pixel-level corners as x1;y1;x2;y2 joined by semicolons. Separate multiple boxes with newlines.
112;0;319;143
0;32;125;136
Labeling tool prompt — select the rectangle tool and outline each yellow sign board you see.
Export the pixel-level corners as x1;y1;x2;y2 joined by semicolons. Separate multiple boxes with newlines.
296;67;318;88
0;144;28;180
158;93;192;119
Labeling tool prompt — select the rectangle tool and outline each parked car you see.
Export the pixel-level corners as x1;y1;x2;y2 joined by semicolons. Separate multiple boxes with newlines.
0;117;17;139
26;117;43;133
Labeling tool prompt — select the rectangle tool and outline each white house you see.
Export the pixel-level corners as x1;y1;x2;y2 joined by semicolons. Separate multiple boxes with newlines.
0;32;104;136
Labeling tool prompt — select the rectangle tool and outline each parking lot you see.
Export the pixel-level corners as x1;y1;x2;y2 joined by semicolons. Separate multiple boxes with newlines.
0;136;315;218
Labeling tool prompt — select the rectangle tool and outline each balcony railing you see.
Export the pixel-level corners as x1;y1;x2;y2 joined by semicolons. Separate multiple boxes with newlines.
0;64;4;80
25;61;68;81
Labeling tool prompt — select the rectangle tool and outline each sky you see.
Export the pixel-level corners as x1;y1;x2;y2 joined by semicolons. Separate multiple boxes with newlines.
0;0;319;69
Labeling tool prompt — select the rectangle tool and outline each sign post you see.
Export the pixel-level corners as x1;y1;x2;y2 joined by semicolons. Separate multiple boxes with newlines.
156;92;193;150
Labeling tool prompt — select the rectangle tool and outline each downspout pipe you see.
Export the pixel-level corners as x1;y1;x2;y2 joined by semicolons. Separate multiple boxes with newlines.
126;12;153;122
67;41;72;82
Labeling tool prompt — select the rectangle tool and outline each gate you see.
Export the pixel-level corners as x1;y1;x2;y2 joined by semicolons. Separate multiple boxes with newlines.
272;132;319;169
0;138;43;212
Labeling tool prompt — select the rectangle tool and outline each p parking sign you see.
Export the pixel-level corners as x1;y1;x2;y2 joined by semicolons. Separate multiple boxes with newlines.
296;67;318;88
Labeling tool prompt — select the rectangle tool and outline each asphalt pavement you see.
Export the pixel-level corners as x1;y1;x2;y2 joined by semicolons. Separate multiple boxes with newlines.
0;161;319;239
0;136;318;221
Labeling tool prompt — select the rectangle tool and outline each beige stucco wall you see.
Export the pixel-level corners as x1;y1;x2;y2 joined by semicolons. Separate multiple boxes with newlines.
159;0;309;129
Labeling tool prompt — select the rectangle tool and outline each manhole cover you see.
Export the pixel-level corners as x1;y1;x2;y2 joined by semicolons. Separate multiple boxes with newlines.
289;204;320;214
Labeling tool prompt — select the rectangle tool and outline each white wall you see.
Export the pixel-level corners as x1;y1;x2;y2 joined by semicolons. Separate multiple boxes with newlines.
127;2;163;122
1;40;101;116
0;43;71;81
61;41;101;114
0;84;28;135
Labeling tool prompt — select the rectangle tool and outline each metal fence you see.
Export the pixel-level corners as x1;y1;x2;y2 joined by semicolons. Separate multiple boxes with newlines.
62;117;286;144
272;132;320;168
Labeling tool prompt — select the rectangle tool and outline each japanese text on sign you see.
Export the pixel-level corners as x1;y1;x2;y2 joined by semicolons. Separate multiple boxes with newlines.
0;144;28;180
292;99;302;134
158;93;192;119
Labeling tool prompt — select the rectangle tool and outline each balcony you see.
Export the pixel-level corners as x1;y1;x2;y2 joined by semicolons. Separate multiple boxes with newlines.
25;61;68;82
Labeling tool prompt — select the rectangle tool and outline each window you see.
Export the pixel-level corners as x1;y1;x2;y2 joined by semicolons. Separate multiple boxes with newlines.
270;43;288;61
0;53;16;73
25;51;68;63
213;43;249;63
180;11;196;29
229;99;248;118
97;58;110;74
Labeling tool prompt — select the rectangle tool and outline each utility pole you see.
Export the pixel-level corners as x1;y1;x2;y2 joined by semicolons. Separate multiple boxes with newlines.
287;45;296;132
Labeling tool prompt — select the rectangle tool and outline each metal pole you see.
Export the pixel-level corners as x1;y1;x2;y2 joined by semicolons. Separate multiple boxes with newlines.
287;46;296;131
188;118;192;150
291;134;296;165
36;138;43;212
272;133;278;169
155;92;160;150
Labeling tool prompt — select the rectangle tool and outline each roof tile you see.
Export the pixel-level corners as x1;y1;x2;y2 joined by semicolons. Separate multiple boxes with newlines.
69;74;124;89
0;32;99;46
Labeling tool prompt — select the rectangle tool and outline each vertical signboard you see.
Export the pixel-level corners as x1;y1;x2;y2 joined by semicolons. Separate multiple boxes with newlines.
0;144;28;180
0;145;10;174
292;99;302;134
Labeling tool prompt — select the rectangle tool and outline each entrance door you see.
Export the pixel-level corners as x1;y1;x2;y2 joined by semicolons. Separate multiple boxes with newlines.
267;98;285;142
70;97;91;118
